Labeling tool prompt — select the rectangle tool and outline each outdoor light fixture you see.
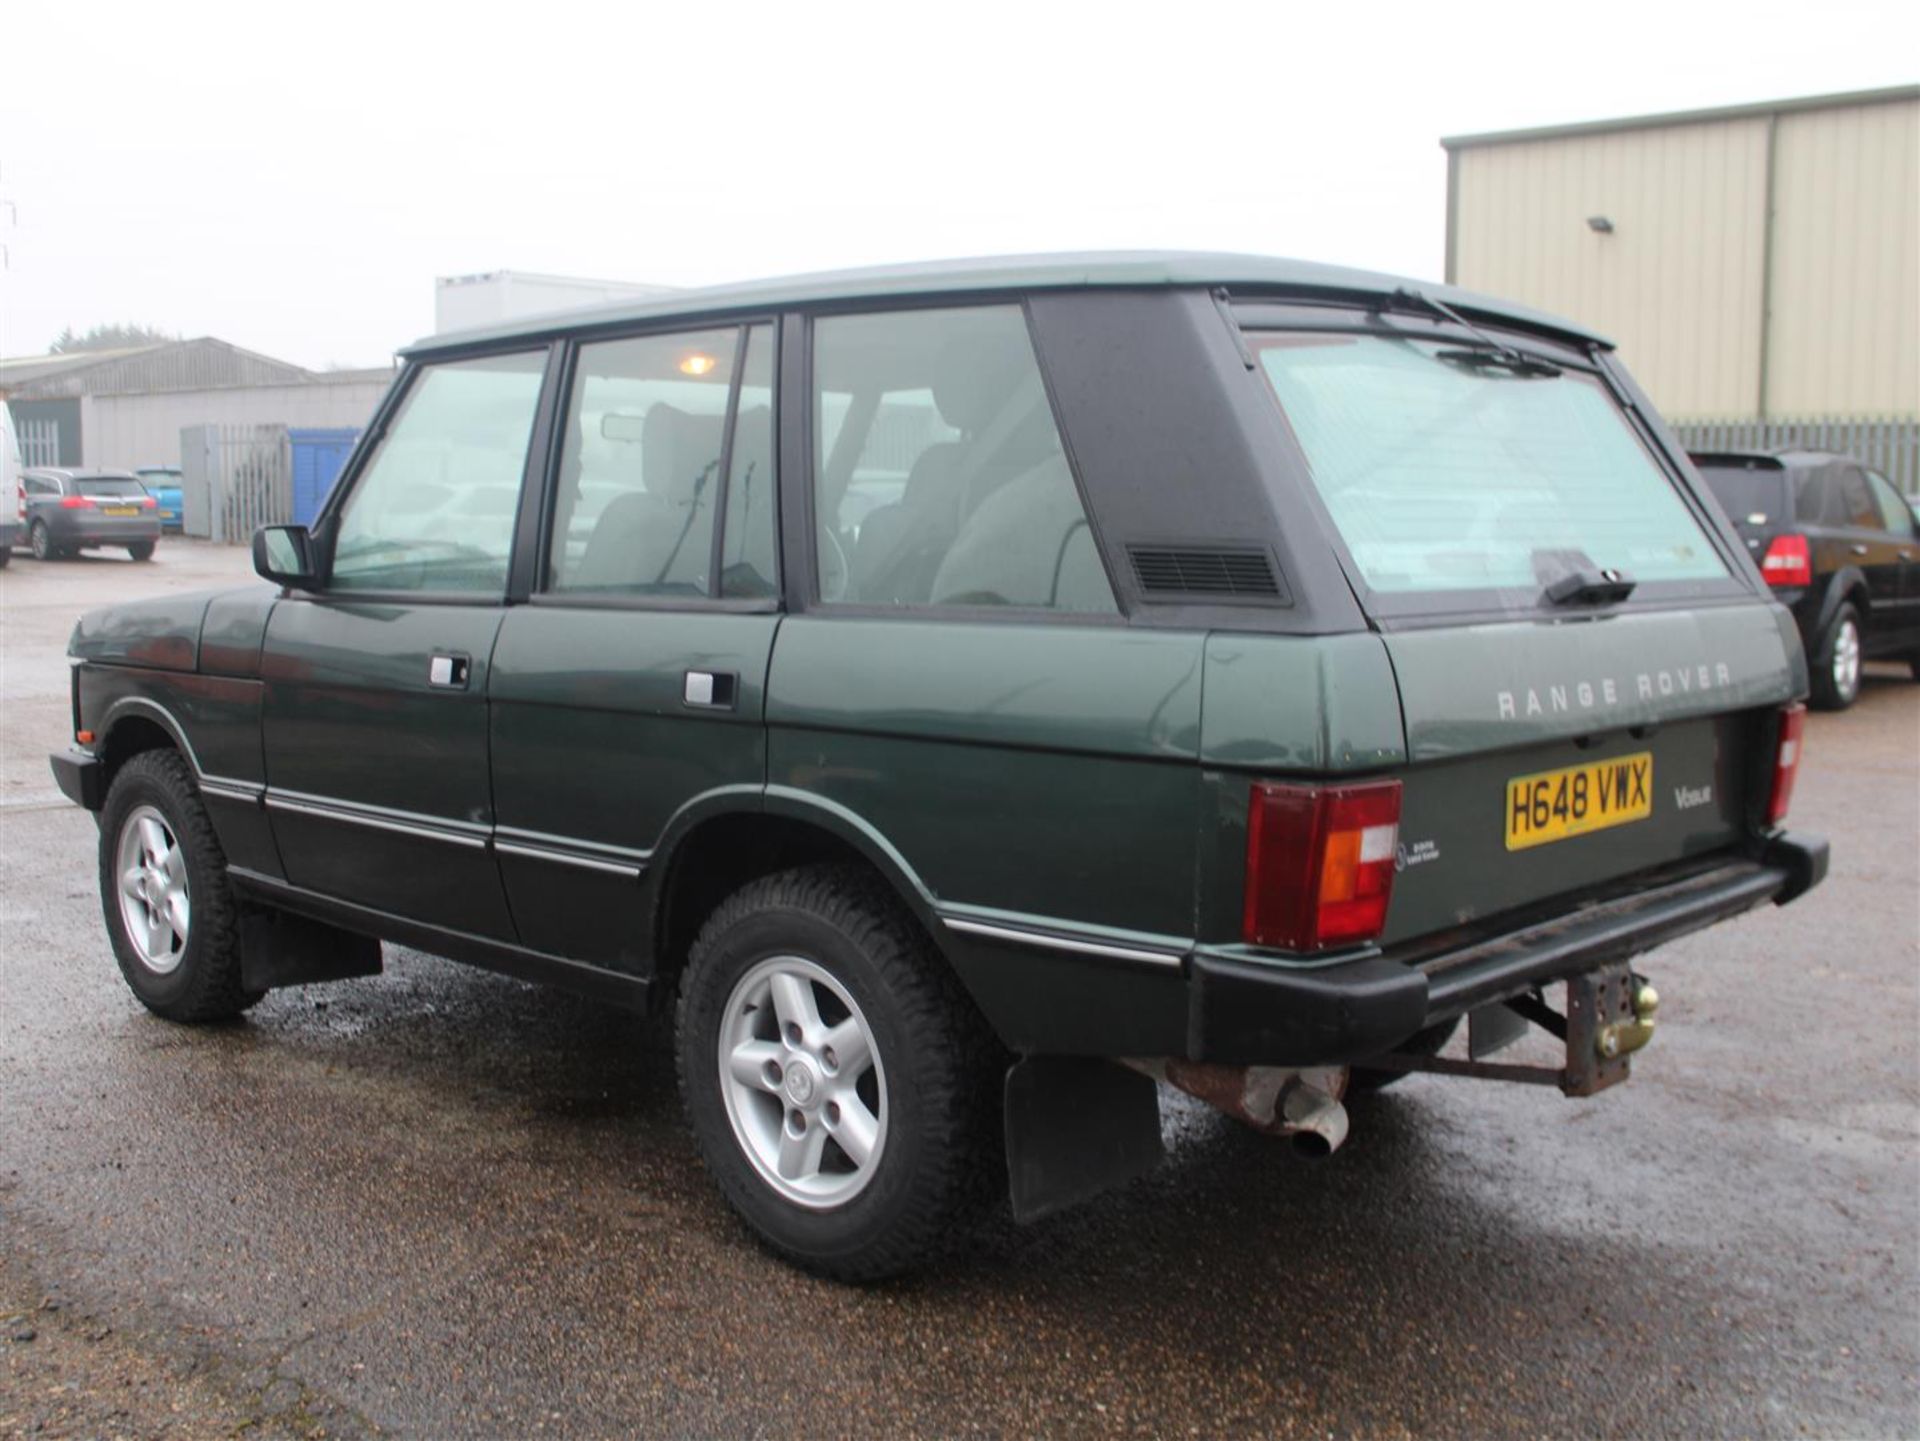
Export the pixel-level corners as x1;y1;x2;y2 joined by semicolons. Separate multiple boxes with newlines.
1586;215;1615;234
678;353;719;376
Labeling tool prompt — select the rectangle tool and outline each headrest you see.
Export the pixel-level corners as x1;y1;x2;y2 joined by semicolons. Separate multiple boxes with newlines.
643;404;726;504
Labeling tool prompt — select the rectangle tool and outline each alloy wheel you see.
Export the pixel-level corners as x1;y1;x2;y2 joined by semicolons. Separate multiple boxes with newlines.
115;804;191;974
717;955;887;1209
1833;617;1861;702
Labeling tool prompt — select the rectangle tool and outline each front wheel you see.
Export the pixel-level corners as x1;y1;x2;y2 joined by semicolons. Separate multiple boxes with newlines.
1810;603;1863;710
98;749;259;1022
676;866;1001;1281
127;541;156;561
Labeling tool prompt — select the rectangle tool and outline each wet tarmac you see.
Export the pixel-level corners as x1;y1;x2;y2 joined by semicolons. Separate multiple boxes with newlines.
3;544;1916;1437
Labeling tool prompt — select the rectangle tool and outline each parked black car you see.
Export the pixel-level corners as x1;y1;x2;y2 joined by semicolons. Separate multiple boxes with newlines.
1691;450;1920;708
19;467;162;561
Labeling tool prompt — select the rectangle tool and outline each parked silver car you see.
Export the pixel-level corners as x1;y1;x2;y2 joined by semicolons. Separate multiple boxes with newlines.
19;468;162;561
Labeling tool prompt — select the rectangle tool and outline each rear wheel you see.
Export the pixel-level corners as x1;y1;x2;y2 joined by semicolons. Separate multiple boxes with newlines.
1809;603;1863;710
127;541;155;561
0;543;10;569
28;520;55;561
98;750;259;1022
676;865;1001;1281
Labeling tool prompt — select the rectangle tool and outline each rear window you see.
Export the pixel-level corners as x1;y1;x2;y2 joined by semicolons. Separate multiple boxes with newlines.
1253;335;1731;600
1695;463;1789;527
75;477;148;498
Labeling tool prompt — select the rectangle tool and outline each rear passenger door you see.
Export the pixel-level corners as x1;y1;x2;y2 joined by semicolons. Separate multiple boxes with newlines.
488;322;781;969
1828;463;1907;649
1865;470;1920;647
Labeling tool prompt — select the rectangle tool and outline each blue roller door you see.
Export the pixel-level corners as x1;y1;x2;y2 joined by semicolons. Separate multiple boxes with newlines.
289;429;360;525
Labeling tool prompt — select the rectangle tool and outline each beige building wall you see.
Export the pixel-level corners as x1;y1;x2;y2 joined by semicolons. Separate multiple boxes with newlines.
1447;90;1920;422
1767;98;1919;416
80;379;392;472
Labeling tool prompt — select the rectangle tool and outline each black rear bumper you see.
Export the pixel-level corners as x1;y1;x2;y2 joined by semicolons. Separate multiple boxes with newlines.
1186;833;1827;1066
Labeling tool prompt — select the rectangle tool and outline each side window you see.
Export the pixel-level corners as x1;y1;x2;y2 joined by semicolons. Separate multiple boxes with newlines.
1835;466;1880;530
811;305;1116;614
331;352;547;594
24;475;55;497
1866;472;1916;538
720;327;778;598
546;324;774;598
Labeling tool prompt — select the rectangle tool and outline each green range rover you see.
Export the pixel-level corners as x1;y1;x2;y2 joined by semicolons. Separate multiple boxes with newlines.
52;254;1827;1279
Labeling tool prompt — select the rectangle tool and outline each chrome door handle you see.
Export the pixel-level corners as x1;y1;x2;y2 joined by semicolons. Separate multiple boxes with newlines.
428;652;471;689
683;670;737;709
1849;544;1869;556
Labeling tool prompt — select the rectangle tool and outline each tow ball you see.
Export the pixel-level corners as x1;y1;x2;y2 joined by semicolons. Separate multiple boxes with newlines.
1359;962;1660;1097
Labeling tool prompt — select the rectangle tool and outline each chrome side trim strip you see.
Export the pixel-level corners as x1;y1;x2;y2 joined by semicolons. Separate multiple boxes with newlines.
942;916;1185;970
492;839;643;879
492;825;651;866
199;775;264;803
265;795;489;851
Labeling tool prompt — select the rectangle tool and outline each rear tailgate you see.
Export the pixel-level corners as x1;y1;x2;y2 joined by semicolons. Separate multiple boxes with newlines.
1377;601;1801;944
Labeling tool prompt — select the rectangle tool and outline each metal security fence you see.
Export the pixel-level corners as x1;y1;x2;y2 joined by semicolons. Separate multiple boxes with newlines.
179;424;292;542
17;417;60;468
1671;416;1918;497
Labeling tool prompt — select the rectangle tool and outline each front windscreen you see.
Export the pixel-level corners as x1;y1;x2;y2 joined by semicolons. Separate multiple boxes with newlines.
1253;334;1731;598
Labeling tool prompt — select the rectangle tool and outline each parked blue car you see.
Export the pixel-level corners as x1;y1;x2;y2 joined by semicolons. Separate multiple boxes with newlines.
134;466;184;532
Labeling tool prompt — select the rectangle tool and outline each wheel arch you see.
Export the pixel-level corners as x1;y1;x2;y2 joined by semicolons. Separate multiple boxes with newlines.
1817;569;1871;632
97;699;199;792
646;786;949;1002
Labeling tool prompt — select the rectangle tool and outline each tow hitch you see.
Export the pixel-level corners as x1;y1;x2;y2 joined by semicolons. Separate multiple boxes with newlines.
1358;962;1660;1097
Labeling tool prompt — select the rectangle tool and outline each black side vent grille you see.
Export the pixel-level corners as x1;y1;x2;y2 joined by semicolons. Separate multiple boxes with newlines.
1127;544;1287;602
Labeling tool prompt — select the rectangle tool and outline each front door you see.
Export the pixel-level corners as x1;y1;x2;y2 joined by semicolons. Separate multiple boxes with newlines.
260;348;553;939
488;322;782;968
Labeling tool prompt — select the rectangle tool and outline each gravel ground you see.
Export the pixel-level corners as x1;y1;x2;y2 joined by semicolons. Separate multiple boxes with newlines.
2;541;1916;1438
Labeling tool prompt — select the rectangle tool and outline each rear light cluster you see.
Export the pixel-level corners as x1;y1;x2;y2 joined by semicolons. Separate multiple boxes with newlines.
1766;703;1805;827
59;495;94;509
1243;779;1401;951
1759;534;1811;587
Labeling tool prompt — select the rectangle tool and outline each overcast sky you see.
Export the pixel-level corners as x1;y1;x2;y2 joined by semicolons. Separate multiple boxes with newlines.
1;0;1912;369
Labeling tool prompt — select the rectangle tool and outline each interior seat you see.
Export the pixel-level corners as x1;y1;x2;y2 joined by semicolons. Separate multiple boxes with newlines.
571;404;725;592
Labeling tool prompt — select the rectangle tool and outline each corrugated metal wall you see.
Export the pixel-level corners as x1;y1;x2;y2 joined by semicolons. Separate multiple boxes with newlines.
1674;416;1918;496
1448;91;1920;423
1766;101;1919;416
83;380;390;472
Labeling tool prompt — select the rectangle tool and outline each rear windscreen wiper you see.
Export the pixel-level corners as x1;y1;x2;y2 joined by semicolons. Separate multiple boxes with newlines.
1544;567;1636;606
1388;287;1564;378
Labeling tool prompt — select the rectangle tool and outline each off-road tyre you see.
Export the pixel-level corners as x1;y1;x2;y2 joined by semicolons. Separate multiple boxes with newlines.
676;864;1003;1281
1349;1017;1461;1094
1809;602;1863;710
127;541;155;561
98;749;260;1022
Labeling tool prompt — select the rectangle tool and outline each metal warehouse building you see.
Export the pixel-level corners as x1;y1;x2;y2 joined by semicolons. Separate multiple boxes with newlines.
1443;86;1918;488
0;338;392;473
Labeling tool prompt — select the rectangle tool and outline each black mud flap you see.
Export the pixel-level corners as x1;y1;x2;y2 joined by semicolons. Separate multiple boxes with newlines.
1004;1056;1163;1224
240;907;383;992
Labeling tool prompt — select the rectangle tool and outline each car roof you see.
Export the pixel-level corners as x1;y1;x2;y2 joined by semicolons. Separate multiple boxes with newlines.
406;250;1608;357
1689;448;1868;469
23;467;141;481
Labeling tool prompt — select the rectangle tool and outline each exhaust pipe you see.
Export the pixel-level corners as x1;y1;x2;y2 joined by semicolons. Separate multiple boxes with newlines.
1126;1058;1350;1156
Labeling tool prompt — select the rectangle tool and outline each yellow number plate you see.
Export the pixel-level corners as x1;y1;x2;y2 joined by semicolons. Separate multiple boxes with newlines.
101;505;138;515
1505;752;1653;851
